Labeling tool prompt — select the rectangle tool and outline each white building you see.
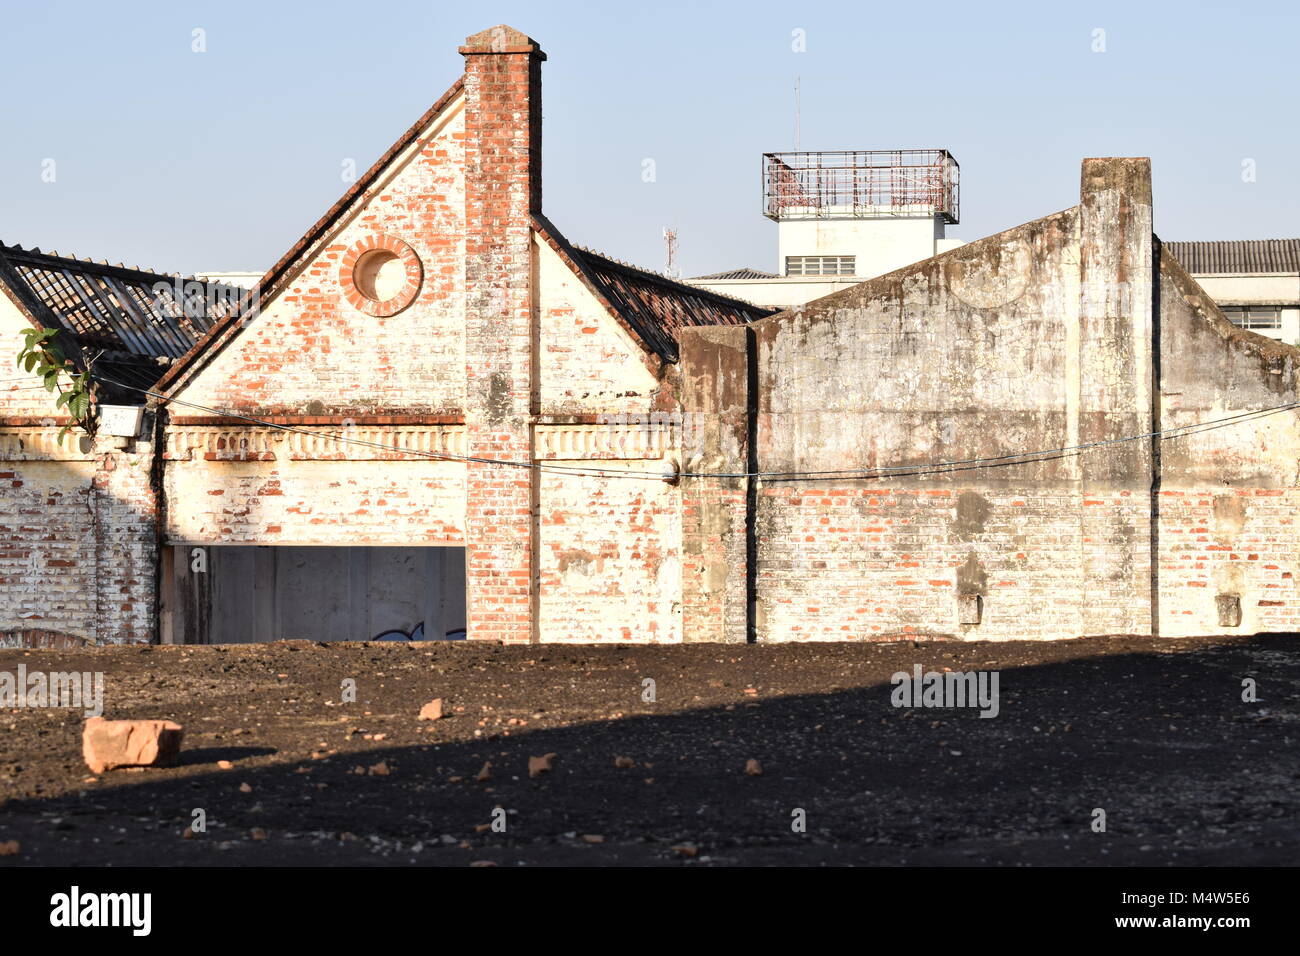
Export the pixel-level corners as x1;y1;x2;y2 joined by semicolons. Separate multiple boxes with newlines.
689;149;965;308
1164;240;1300;345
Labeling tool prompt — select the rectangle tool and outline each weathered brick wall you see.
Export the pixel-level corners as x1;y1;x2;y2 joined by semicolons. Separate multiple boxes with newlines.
748;163;1169;641
756;486;1149;640
0;456;98;642
537;467;681;642
532;233;687;642
0;443;156;646
535;235;663;416
90;439;157;643
162;87;471;554
162;425;466;545
677;326;749;644
1154;250;1300;636
0;297;156;645
461;27;544;644
175;102;467;417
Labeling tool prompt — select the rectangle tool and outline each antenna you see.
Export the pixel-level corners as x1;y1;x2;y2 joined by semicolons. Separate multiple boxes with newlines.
663;227;679;279
794;76;801;150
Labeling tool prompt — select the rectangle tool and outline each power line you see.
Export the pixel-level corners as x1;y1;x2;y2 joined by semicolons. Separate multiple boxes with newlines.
92;373;1300;484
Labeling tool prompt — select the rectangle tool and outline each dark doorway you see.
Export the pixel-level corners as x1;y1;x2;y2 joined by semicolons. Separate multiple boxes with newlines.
162;546;466;644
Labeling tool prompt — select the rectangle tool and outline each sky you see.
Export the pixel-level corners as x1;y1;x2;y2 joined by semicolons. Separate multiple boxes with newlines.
1;0;1297;279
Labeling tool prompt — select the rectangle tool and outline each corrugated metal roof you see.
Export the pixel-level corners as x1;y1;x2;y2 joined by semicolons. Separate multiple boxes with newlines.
1164;239;1300;275
691;267;779;280
0;242;249;400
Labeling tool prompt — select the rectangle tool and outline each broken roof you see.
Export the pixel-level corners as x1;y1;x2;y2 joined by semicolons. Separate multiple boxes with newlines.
1165;239;1300;275
0;242;246;401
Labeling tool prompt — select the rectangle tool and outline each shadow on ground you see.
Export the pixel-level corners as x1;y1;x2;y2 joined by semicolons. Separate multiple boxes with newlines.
0;635;1296;866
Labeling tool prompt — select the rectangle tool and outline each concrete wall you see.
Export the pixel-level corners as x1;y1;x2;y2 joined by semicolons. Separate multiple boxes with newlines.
1155;253;1300;635
675;157;1300;642
750;202;1096;641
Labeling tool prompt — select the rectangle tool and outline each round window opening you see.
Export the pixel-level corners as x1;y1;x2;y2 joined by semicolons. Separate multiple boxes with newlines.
339;235;423;317
353;249;406;302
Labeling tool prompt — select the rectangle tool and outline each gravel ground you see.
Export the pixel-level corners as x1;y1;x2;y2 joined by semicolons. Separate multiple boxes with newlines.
0;635;1296;866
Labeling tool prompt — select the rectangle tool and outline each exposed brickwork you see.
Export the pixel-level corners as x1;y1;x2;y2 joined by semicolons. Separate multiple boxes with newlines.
460;27;546;643
538;471;681;642
757;487;1154;640
0;295;157;646
1157;489;1300;635
0;447;156;646
175;101;467;418
8;28;1299;650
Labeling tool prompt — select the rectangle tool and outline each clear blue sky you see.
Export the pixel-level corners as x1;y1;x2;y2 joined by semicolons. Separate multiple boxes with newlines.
1;0;1296;279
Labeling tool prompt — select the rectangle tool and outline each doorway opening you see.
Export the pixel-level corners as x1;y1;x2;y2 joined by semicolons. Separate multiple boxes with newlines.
161;545;466;644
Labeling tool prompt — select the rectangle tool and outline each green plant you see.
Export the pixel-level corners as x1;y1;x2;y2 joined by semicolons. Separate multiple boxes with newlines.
15;326;95;444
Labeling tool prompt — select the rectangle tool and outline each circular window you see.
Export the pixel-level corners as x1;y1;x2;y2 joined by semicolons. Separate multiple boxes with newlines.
340;235;422;316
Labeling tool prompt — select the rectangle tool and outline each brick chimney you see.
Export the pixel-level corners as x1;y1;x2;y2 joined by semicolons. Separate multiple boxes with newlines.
460;25;546;644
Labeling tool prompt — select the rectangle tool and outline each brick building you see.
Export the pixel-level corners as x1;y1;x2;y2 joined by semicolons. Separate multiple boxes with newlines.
3;25;1299;646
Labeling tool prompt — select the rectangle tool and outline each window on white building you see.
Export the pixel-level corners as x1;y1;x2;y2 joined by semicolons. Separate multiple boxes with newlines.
1221;306;1281;330
785;255;856;276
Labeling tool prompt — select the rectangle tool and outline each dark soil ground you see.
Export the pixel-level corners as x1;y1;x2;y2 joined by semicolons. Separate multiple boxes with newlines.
0;635;1296;866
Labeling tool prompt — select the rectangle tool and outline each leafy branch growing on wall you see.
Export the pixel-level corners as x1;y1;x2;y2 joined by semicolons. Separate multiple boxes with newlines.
15;327;96;444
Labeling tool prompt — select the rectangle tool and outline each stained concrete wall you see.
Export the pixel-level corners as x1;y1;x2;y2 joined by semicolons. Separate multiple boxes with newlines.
678;157;1300;641
1155;252;1300;635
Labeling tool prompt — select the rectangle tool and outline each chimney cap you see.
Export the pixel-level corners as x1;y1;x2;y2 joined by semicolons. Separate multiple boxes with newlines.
460;24;546;59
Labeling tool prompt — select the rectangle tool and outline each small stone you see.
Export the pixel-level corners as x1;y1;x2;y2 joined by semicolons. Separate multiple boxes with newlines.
613;755;635;769
0;841;19;856
182;828;194;840
419;699;445;721
745;758;763;776
469;860;497;867
671;843;698;857
528;753;557;778
581;834;604;844
250;828;268;840
239;782;253;793
368;761;390;776
476;761;493;782
216;760;233;770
